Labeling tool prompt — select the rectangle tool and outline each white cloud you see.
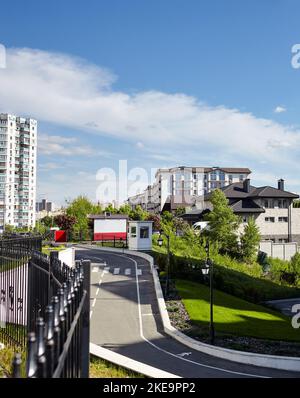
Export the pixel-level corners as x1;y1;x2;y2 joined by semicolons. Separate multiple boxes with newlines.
274;106;286;113
38;133;112;157
0;47;299;194
136;141;144;149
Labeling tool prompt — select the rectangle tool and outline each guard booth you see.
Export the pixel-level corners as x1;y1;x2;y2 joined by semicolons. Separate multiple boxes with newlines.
128;221;153;251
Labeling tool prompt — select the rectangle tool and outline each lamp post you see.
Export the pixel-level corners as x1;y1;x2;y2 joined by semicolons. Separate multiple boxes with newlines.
201;241;215;345
157;231;171;298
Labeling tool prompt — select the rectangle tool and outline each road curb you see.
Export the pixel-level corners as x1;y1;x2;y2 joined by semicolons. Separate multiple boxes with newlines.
90;343;181;378
79;246;300;373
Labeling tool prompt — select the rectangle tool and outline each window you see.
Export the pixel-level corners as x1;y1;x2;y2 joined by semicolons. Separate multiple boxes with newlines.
210;172;217;181
140;226;149;239
239;174;244;182
278;217;288;223
264;200;269;208
219;172;225;181
265;217;275;223
130;226;137;237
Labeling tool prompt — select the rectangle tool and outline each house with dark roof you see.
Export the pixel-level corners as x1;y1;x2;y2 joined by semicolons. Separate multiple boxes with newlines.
184;179;300;244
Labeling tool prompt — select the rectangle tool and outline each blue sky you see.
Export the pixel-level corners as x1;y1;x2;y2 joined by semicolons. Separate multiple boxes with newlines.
0;0;300;205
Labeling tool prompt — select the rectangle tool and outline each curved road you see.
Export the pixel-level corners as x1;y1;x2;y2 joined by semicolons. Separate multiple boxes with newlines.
76;247;300;378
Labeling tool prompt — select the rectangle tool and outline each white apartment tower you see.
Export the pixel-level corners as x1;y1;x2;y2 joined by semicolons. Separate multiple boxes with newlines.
0;114;37;230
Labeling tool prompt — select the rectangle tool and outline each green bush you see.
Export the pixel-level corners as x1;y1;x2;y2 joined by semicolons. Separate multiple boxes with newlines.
152;250;300;303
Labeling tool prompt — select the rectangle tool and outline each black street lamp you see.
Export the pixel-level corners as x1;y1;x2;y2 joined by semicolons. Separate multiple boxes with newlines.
202;241;215;345
157;232;171;298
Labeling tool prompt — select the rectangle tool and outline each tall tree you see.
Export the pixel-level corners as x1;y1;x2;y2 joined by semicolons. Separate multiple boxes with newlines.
240;217;261;263
205;189;240;253
66;196;101;239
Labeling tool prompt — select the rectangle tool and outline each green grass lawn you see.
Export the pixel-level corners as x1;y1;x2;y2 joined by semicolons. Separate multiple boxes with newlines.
42;245;66;256
89;356;144;378
176;279;300;342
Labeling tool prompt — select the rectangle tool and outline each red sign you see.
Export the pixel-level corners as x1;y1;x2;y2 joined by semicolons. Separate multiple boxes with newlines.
55;230;67;243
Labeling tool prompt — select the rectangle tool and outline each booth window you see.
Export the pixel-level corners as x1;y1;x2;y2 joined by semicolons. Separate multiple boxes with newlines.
140;226;149;239
131;226;137;237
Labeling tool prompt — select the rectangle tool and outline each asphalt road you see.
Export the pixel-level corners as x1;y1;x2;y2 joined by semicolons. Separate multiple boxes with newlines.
76;247;300;378
265;298;300;317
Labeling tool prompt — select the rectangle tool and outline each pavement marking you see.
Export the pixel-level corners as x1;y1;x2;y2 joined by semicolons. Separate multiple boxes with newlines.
90;310;93;319
113;268;120;275
92;267;99;273
92;298;96;308
101;251;269;379
104;267;110;273
142;313;154;316
96;288;100;296
137;269;142;276
125;268;131;276
178;352;192;358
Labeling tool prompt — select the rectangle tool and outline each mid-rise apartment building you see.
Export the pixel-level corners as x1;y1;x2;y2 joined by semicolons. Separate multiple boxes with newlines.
0;114;37;230
127;166;251;213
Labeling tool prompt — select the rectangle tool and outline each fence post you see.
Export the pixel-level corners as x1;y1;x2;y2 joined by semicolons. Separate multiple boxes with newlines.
50;251;59;303
81;260;90;378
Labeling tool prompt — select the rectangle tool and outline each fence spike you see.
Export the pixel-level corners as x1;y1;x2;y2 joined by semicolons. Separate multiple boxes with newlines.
45;305;54;341
52;296;61;365
12;353;22;378
26;332;38;378
36;317;46;358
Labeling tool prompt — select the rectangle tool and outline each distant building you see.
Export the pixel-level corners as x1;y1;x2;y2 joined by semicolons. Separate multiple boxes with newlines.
0;114;37;230
36;199;54;213
127;166;251;213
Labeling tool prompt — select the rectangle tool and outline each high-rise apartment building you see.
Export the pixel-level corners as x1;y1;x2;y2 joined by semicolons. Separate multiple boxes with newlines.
0;114;37;230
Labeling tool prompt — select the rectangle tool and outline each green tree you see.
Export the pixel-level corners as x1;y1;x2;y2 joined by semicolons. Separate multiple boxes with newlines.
174;206;186;217
66;196;101;239
240;217;261;263
161;211;173;223
130;205;148;221
205;189;240;253
118;203;132;215
290;252;300;274
34;220;48;236
40;215;54;227
104;203;118;214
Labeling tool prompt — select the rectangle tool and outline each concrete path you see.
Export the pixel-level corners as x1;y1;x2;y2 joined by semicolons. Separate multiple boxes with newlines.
76;247;300;378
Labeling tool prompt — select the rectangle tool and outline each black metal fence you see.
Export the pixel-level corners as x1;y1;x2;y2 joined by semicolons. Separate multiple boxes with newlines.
0;237;90;378
0;237;42;348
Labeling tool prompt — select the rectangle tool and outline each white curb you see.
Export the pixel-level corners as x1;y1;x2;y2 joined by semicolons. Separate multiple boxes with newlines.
90;343;180;378
80;245;300;373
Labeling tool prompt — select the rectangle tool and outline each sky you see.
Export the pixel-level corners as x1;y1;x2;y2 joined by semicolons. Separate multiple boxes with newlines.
0;0;300;205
